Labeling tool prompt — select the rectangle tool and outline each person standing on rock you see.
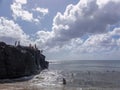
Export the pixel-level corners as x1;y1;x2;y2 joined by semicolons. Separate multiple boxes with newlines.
18;41;20;46
34;44;38;50
15;41;17;46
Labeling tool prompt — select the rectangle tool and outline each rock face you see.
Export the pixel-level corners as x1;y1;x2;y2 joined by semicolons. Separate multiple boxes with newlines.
0;42;49;79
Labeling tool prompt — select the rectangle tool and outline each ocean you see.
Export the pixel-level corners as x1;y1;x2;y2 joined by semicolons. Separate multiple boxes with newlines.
50;60;120;72
0;60;120;90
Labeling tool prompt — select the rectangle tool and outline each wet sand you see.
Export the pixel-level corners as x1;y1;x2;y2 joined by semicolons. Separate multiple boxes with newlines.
0;70;120;90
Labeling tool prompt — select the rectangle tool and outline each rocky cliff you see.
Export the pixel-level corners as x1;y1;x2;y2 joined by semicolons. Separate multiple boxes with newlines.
0;42;49;79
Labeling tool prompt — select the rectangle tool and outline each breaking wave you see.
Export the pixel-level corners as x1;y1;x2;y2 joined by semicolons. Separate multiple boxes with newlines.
30;69;64;87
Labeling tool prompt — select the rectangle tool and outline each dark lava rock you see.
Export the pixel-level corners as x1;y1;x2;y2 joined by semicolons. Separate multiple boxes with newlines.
0;42;49;79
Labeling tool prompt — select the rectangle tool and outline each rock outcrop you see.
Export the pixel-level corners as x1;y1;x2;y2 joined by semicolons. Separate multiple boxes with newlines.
0;42;49;79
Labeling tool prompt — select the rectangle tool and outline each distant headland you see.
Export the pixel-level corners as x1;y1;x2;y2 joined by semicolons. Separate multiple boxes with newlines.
0;41;49;79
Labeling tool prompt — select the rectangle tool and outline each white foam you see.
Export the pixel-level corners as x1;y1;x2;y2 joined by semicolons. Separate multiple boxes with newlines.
30;69;63;87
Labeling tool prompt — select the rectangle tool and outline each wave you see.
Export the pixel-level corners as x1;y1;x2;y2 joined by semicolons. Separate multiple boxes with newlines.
30;69;64;87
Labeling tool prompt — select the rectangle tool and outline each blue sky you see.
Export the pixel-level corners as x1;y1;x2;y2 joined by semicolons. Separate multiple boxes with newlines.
0;0;120;60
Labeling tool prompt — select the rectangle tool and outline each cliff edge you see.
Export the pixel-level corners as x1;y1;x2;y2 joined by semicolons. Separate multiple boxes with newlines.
0;42;49;79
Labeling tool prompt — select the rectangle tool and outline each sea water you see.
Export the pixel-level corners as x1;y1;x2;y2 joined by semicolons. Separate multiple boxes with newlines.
50;60;120;71
48;60;120;88
0;60;120;90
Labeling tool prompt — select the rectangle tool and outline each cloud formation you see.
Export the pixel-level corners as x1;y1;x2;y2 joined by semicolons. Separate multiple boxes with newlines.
52;0;120;40
11;0;49;23
35;0;120;53
0;17;30;45
11;0;38;22
1;0;120;60
33;7;49;16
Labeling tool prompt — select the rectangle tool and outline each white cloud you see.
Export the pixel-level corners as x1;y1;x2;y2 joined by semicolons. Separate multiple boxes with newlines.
63;27;120;54
52;0;120;39
15;0;27;4
11;0;49;23
109;28;120;36
11;0;39;22
0;17;31;45
80;34;115;53
35;0;120;51
33;7;49;16
12;0;120;60
97;0;120;8
6;0;120;60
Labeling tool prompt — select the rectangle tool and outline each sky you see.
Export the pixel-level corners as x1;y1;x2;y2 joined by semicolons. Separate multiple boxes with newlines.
0;0;120;60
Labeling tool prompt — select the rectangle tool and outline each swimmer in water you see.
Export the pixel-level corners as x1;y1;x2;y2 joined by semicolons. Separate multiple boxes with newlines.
63;78;66;85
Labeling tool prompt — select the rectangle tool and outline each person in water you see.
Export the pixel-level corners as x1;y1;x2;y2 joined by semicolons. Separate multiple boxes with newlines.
63;78;66;85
